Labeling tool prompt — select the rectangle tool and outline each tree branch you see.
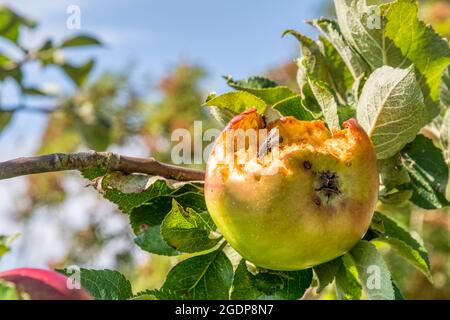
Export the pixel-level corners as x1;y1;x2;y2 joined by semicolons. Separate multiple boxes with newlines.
0;151;205;181
0;105;58;114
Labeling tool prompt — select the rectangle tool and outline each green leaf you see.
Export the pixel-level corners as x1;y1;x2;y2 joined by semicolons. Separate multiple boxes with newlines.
61;59;95;87
97;172;199;214
208;106;237;126
307;18;368;80
57;268;133;300
372;212;428;258
382;0;450;119
313;258;340;293
60;34;102;48
160;248;233;299
350;240;395;300
282;30;329;86
357;65;427;159
134;225;179;256
334;0;401;70
231;260;312;300
272;95;316;120
36;39;56;66
400;135;450;209
161;199;220;253
225;76;295;105
335;254;362;300
97;173;207;256
379;154;411;191
203;91;266;115
77;111;112;151
320;37;353;101
131;192;206;256
136;288;181;300
224;75;277;89
0;6;36;45
0;111;13;134
392;282;405;300
308;78;340;129
337;104;356;125
372;237;432;282
0;280;27;300
0;234;19;259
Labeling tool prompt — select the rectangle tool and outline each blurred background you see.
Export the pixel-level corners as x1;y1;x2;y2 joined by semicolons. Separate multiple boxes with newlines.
0;0;448;298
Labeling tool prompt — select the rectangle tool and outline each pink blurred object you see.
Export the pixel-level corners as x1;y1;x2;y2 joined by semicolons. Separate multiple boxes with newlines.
0;268;92;300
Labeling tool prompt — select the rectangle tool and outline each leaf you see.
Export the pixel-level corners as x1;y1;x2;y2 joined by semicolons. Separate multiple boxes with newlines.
131;192;206;256
382;0;450;119
161;200;220;253
61;59;95;87
272;95;316;120
134;225;179;256
36;39;56;66
97;172;194;214
372;237;432;281
357;65;427;159
77;111;112;151
203;91;266;114
60;34;102;48
0;280;27;300
225;75;277;89
313;258;340;293
136;288;182;300
0;233;19;259
319;37;353;101
208;106;237;126
350;240;395;300
0;6;36;45
334;0;402;70
337;104;356;125
160;248;233;299
57;268;133;300
334;254;362;300
372;212;428;258
400;135;450;209
307;18;368;80
282;30;329;85
0;111;12;134
231;260;312;300
379;154;411;191
225;76;296;105
393;282;404;300
308;78;340;129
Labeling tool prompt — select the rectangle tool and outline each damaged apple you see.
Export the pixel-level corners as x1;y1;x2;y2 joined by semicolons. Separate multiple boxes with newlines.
205;109;379;270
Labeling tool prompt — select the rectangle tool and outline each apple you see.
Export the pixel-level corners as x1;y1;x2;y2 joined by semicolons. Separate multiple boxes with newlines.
205;109;379;270
0;268;92;300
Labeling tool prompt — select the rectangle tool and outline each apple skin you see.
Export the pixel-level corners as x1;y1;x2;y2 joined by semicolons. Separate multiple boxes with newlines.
205;109;379;270
0;268;92;300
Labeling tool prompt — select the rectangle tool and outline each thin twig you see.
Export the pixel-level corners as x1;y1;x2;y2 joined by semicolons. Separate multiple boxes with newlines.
0;105;58;114
0;151;205;181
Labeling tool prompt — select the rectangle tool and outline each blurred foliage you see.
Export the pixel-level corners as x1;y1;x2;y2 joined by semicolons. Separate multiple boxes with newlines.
420;0;450;39
0;5;210;290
